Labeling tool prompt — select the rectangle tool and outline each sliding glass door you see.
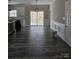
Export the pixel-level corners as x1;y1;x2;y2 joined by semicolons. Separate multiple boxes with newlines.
30;11;44;26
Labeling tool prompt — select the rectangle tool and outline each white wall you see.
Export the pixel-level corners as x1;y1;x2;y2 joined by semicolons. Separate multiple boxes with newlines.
65;0;71;46
50;0;65;39
50;0;71;46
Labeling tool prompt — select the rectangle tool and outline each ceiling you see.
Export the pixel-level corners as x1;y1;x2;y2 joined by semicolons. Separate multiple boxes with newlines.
8;0;54;5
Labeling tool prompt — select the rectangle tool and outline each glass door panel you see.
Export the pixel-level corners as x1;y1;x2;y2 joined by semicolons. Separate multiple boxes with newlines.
30;11;44;26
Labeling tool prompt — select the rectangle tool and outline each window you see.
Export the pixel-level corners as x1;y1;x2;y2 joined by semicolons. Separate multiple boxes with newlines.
9;10;17;17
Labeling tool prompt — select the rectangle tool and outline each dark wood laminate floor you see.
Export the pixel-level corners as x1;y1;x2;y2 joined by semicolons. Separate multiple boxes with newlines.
8;26;71;59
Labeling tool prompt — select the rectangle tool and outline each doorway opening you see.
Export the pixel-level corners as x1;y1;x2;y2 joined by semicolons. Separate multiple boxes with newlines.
30;11;44;26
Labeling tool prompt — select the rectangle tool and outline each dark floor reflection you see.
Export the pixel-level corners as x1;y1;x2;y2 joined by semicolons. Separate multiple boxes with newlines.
8;26;71;59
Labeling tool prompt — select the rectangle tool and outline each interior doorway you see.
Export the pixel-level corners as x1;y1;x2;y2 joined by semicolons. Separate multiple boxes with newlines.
30;11;44;26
